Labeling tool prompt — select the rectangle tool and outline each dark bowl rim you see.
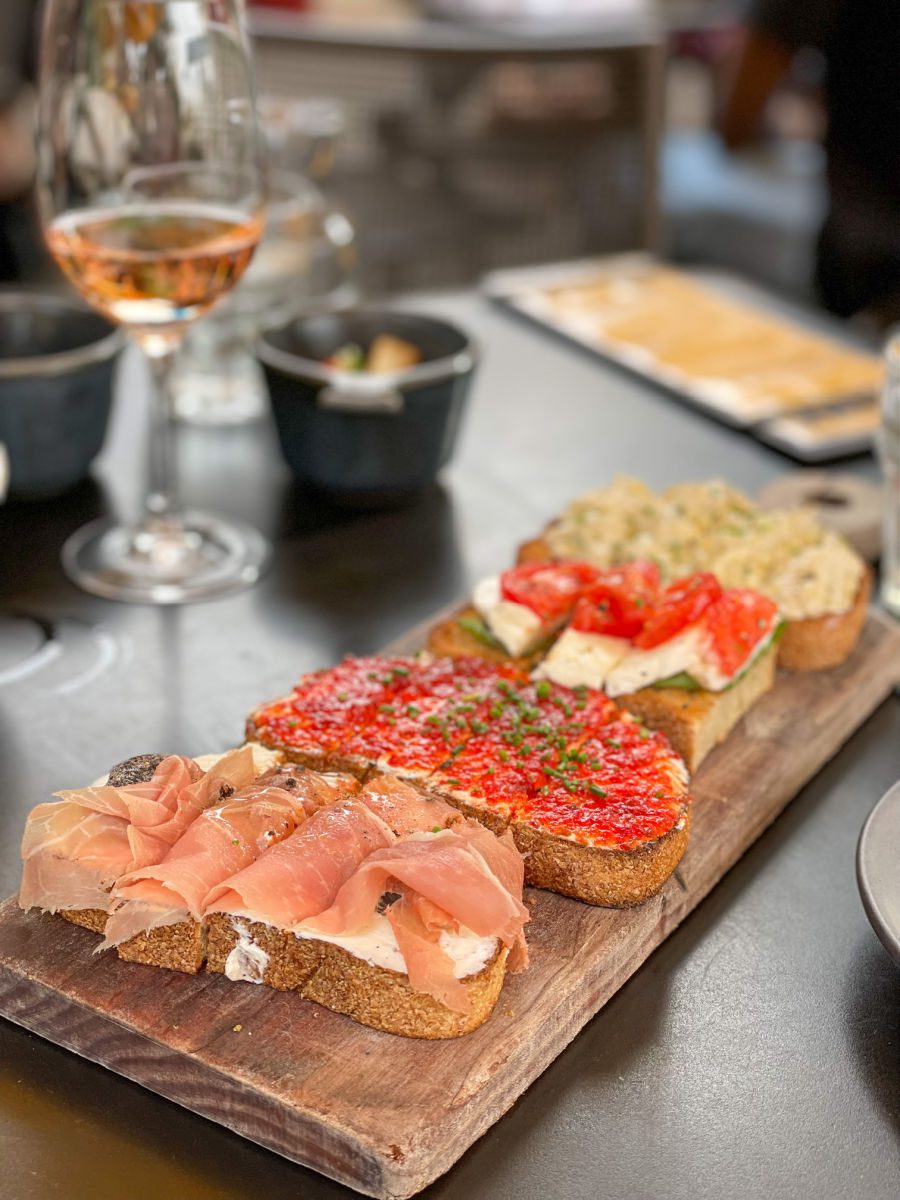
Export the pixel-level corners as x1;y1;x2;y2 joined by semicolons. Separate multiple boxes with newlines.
257;308;478;391
0;290;125;379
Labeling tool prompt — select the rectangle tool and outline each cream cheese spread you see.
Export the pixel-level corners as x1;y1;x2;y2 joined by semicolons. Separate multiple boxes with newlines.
224;914;496;981
224;919;270;983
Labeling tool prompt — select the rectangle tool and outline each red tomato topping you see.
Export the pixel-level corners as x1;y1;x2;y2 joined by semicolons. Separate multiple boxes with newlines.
518;785;684;850
704;589;779;677
253;654;692;852
634;573;722;649
570;560;661;638
499;561;599;622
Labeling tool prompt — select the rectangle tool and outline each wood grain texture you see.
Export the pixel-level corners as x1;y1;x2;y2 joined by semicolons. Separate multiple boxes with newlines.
1;612;899;1200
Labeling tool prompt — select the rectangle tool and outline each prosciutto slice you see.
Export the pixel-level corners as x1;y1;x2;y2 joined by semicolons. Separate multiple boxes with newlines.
386;889;468;1012
101;768;358;947
19;843;131;914
299;823;528;949
19;748;256;917
298;821;529;1012
205;796;395;926
54;748;255;868
357;775;460;835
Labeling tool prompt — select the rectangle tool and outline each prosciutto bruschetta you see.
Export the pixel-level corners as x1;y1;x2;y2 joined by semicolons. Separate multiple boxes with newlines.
19;761;529;1038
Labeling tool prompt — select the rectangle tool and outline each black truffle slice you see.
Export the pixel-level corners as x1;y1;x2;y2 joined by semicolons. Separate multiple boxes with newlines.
107;754;165;787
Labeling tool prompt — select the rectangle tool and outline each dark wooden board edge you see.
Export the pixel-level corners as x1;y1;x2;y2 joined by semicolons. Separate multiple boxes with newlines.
0;958;388;1194
1;610;898;1198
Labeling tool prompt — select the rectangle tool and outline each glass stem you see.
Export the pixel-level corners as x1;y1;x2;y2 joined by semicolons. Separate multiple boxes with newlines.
144;343;182;533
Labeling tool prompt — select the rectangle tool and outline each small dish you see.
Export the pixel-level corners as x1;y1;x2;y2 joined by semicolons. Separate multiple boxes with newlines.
0;291;124;497
258;309;478;508
857;779;900;964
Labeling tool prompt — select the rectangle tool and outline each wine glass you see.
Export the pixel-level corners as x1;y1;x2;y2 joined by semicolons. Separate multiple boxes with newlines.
37;0;269;604
172;170;359;425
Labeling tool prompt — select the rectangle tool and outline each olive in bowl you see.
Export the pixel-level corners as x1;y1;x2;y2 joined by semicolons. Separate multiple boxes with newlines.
258;310;478;507
0;291;124;498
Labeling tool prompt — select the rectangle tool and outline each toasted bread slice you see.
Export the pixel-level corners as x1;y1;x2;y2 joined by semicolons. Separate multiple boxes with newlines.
117;919;206;974
778;568;871;671
517;533;554;564
422;778;690;908
512;807;691;907
60;908;108;935
621;644;777;773
240;715;373;778
427;605;543;670
206;914;508;1039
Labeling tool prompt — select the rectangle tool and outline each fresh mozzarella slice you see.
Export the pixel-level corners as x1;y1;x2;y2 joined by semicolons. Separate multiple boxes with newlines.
534;629;630;690
604;625;705;696
688;623;777;691
606;615;779;696
473;575;544;657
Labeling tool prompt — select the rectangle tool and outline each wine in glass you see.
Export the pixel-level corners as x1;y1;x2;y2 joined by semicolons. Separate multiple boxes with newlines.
38;0;269;603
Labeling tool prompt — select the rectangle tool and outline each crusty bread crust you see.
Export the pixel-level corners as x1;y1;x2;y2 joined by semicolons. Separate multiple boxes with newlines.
117;919;206;974
419;781;689;907
777;568;871;671
426;605;543;670
206;914;507;1039
516;534;554;565
60;908;107;935
242;713;372;778
621;644;778;773
513;807;691;907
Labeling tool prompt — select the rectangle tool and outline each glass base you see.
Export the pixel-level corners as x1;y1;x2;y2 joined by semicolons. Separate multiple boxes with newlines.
61;511;271;605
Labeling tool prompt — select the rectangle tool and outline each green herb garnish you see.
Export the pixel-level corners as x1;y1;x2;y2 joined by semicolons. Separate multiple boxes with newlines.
652;672;702;691
457;615;505;652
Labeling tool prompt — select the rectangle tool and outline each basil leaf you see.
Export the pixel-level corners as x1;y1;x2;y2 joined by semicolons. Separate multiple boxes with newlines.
652;672;702;691
457;616;505;652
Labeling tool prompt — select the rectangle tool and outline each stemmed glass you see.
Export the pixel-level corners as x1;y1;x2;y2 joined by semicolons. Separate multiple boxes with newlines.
37;0;269;603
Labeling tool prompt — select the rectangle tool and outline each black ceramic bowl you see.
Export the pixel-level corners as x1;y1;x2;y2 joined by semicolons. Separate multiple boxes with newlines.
0;291;124;497
258;310;478;506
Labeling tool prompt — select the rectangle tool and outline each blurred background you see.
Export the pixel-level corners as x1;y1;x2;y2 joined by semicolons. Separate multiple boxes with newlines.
3;0;897;331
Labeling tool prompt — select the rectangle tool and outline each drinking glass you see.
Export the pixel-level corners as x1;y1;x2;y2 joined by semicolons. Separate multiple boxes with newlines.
37;0;270;604
172;170;358;425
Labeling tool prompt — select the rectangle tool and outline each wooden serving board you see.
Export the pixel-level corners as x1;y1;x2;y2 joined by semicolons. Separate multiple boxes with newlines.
1;612;899;1199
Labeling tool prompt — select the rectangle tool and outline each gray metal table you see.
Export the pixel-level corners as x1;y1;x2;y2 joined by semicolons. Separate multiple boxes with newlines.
0;290;898;1200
